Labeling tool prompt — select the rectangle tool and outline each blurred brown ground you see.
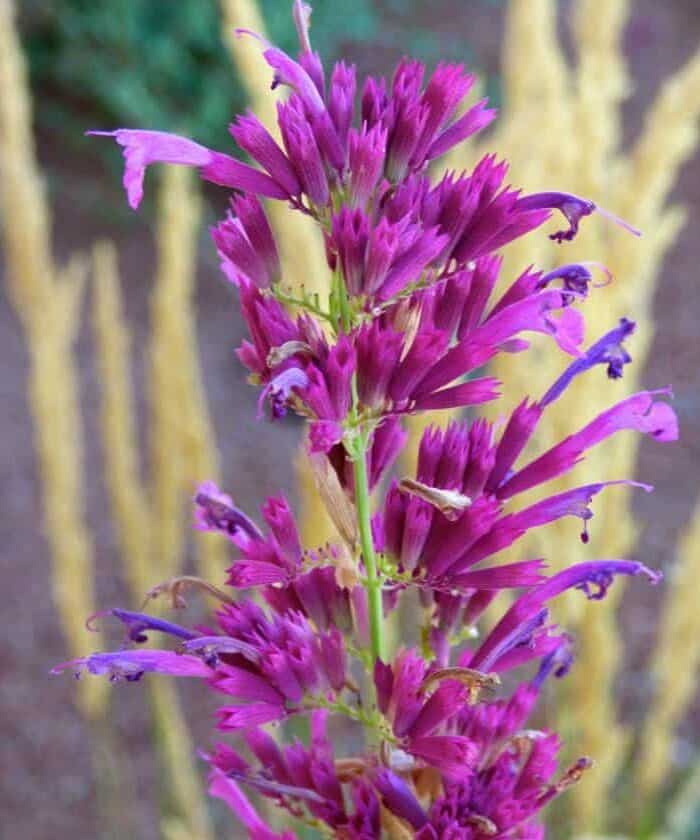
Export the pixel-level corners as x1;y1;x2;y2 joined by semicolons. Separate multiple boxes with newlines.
1;1;699;837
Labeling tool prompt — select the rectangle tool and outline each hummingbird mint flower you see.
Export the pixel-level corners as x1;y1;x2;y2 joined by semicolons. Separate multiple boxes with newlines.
58;1;680;837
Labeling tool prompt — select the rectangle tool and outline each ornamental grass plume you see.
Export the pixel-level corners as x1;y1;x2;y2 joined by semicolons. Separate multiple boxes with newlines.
56;2;679;836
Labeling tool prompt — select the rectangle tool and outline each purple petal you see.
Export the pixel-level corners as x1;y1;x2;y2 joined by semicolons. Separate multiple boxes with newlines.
409;734;477;780
230;112;301;197
412;376;501;411
213;665;285;705
217;702;287;730
450;559;548;590
106;609;198;643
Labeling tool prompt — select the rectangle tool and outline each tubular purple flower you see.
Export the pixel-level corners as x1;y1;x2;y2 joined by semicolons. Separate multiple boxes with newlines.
364;216;400;293
348;123;387;207
212;195;280;288
278;99;330;206
238;27;326;116
537;261;612;302
426;98;498;160
230;112;302;197
373;770;428;830
471;560;661;672
413;289;585;399
454;481;652;573
328;61;357;148
518;190;642;242
52;650;213;681
361;75;389;130
499;389;678;499
412;376;501;411
89;129;289;208
379;226;449;299
310;109;346;175
409;63;476;167
331;208;369;295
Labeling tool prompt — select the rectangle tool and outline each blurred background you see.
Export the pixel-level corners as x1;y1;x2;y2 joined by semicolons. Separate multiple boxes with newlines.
2;1;700;838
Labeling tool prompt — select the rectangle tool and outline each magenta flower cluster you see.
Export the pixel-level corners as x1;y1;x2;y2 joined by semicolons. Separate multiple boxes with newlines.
56;3;678;837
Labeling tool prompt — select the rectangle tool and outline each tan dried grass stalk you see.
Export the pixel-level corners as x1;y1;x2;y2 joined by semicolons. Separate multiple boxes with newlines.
635;498;700;799
92;241;152;593
0;0;107;720
92;171;215;838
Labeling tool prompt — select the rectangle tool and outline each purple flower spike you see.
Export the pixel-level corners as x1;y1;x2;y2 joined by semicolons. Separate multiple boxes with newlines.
71;5;677;837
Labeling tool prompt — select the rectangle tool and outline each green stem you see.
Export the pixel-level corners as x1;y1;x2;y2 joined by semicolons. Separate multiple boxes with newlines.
338;283;351;335
352;428;385;664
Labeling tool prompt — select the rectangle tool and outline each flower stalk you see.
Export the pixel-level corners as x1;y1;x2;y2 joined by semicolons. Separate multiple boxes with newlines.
350;425;385;664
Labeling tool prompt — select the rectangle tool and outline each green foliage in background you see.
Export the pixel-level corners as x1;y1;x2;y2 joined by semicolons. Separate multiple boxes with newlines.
19;0;495;156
